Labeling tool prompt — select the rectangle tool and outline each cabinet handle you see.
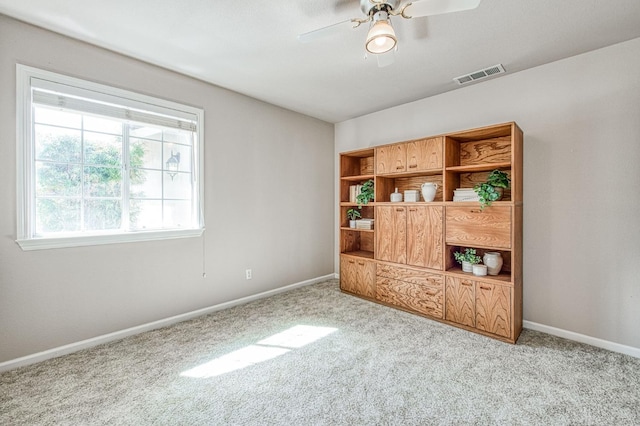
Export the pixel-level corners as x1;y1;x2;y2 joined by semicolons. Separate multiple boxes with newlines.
358;262;365;266
348;260;355;264
396;166;404;170
408;164;417;168
396;208;404;212
470;210;482;214
424;290;437;296
408;208;417;212
461;282;473;287
479;285;492;291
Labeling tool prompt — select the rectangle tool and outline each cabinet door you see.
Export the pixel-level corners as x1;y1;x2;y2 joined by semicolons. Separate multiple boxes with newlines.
340;256;375;298
376;144;406;174
376;206;406;264
445;276;475;327
407;137;442;172
446;205;511;249
407;206;443;270
475;281;511;338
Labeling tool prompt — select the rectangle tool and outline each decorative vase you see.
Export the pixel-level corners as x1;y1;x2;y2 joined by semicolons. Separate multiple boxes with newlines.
472;264;488;276
421;182;438;202
483;252;503;275
461;261;473;273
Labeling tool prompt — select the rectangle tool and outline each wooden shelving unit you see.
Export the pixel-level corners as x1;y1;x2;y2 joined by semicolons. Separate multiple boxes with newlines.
338;122;523;344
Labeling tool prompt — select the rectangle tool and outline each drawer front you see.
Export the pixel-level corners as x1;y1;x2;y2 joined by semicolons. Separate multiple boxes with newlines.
446;206;511;249
376;277;443;319
376;263;443;288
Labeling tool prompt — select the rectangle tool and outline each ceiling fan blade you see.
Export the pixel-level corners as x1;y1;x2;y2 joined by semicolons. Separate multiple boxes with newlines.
402;0;481;18
376;50;396;68
298;19;358;43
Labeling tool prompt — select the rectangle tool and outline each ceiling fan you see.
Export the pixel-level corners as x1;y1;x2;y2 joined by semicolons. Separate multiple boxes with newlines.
298;0;482;67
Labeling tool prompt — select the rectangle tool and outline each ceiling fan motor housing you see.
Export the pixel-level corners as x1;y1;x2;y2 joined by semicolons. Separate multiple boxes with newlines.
360;0;401;16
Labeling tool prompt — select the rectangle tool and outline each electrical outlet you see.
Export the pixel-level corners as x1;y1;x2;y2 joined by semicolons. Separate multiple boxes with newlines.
245;269;252;280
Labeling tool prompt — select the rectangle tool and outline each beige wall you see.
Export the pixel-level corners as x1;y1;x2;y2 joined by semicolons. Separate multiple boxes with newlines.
0;15;335;363
336;37;640;350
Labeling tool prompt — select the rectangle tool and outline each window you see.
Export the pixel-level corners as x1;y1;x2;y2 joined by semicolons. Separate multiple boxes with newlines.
16;65;204;250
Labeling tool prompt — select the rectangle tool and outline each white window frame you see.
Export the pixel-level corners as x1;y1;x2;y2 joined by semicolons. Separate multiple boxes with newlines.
16;64;205;250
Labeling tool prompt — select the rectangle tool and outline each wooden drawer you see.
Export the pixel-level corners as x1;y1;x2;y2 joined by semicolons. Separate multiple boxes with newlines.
376;277;443;319
376;263;443;288
446;206;511;249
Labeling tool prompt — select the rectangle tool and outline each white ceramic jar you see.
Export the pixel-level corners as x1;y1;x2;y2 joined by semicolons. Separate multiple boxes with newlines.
483;252;503;276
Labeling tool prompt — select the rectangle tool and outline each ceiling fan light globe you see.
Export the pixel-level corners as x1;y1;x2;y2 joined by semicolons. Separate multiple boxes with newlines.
365;20;397;54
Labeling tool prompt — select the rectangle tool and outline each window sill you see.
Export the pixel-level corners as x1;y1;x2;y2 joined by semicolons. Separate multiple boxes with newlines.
16;228;205;251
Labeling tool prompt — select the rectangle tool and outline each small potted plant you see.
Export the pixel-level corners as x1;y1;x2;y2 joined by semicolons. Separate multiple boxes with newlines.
454;248;482;273
474;169;510;210
356;179;374;207
346;208;361;228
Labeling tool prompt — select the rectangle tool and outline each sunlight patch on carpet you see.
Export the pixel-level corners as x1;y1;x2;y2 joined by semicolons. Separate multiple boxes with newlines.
180;325;338;378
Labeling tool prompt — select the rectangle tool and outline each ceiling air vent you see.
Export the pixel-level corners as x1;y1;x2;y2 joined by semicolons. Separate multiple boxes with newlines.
454;64;506;85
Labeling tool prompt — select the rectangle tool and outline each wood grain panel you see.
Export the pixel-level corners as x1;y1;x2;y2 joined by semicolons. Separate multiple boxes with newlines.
376;263;442;288
376;206;406;264
445;206;511;249
406;137;443;171
459;136;511;166
376;144;407;174
376;277;443;318
340;256;376;298
445;276;475;327
407;206;443;269
475;281;511;338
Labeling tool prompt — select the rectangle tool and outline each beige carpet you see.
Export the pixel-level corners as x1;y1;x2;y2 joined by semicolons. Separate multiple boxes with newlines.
1;279;639;425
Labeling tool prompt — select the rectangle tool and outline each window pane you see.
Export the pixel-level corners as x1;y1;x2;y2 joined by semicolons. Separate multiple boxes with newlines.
84;199;122;231
164;200;192;228
164;144;192;173
36;162;82;196
35;198;81;233
84;166;122;197
131;138;162;170
130;124;162;140
83;115;122;135
34;107;82;128
129;199;162;230
84;132;122;166
163;172;192;200
130;169;162;199
35;124;81;163
163;128;193;145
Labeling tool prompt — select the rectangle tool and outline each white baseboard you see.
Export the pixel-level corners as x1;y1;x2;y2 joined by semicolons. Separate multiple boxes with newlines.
523;320;640;358
0;274;335;373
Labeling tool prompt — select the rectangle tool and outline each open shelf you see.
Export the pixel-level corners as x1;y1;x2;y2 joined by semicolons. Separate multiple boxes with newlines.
445;162;511;173
341;250;375;259
445;266;512;283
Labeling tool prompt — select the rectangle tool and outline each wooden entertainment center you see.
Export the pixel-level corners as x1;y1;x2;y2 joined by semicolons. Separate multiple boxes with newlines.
339;122;523;343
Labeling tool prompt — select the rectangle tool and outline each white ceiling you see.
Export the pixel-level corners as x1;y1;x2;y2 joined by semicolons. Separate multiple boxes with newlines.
1;0;640;123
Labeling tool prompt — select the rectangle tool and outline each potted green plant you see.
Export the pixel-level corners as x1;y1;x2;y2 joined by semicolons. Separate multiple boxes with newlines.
356;179;374;207
454;248;482;273
346;208;361;228
474;169;510;210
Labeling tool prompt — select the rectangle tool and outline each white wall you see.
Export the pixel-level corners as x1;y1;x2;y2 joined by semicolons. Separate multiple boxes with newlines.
0;15;335;363
336;37;640;350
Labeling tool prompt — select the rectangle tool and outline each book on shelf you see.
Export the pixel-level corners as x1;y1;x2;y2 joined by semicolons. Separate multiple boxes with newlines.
349;184;363;203
355;218;374;230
